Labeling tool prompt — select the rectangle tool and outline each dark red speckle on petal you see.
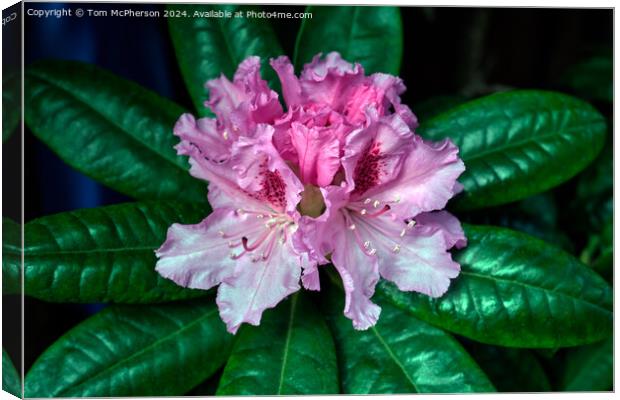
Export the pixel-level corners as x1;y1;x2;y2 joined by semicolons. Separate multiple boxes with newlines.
353;142;387;195
247;161;288;210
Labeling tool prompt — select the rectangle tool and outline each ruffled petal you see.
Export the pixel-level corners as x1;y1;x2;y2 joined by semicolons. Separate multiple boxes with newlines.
155;208;242;290
377;223;461;298
342;114;414;197
216;241;302;333
299;52;365;108
331;220;382;330
365;135;466;218
369;73;418;129
206;56;282;136
270;56;302;108
348;212;460;298
289;122;341;186
414;210;467;249
231;124;304;214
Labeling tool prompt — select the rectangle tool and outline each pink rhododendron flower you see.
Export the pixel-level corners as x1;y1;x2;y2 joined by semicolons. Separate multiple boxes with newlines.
155;52;466;334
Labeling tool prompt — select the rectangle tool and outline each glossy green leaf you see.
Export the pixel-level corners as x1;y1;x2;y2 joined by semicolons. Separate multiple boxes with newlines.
25;60;205;202
462;341;551;392
3;71;20;142
562;55;612;102
323;273;494;394
168;4;283;115
3;349;21;397
217;293;338;395
18;201;208;303
294;6;403;74
2;218;20;295
418;90;606;210
25;299;233;397
560;336;612;391
379;224;613;348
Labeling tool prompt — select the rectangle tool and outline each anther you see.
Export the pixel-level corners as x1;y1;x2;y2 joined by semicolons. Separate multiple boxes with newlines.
373;200;381;208
222;130;229;140
392;245;401;253
368;248;377;256
364;198;372;205
256;214;264;219
363;240;371;249
360;209;368;215
348;224;356;230
407;220;416;228
218;231;225;237
394;194;401;203
400;229;407;237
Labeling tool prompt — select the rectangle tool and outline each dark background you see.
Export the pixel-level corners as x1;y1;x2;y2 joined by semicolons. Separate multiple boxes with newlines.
4;2;613;377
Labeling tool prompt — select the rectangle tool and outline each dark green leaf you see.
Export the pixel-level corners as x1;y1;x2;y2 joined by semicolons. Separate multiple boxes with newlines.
3;71;20;142
379;224;613;348
25;60;205;202
560;336;612;391
217;293;338;395
3;349;21;397
462;341;551;392
19;201;209;303
294;6;403;75
25;299;233;397
419;90;606;210
168;4;283;115
323;272;494;394
561;56;612;102
3;218;20;295
186;369;223;396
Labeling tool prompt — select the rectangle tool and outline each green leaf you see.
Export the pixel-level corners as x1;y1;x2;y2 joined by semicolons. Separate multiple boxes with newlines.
25;299;233;397
379;224;613;348
323;272;494;394
217;293;338;395
168;4;283;115
294;6;403;75
3;218;20;295
462;341;551;392
3;71;20;142
562;56;612;102
560;336;612;391
25;60;205;202
18;201;209;303
3;349;21;397
419;90;607;210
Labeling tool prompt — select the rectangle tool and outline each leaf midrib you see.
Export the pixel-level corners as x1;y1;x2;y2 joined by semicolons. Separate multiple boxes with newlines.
460;270;612;314
370;325;419;393
27;71;187;173
52;308;218;397
276;294;298;394
24;244;159;257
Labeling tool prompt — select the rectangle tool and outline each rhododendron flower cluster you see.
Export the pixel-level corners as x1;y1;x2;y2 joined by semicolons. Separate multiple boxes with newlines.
155;53;466;334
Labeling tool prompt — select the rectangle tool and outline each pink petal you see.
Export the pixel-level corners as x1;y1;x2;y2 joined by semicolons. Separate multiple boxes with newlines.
366;136;466;218
270;56;302;108
216;241;302;334
299;52;365;108
331;222;382;330
414;211;467;249
377;223;461;298
206;56;282;136
289;122;341;186
155;208;241;290
370;73;419;129
342;114;414;197
231;124;304;214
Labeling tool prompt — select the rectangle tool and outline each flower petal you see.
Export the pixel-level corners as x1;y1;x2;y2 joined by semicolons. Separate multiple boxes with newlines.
270;56;302;108
289;122;341;186
366;136;466;218
299;52;365;108
414;210;467;249
155;208;242;290
216;242;302;334
342;114;414;197
231;124;304;214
